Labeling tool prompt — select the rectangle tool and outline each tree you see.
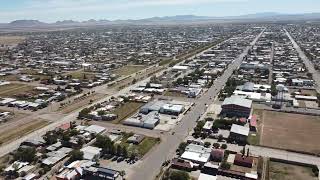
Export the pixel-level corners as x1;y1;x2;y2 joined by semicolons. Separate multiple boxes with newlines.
122;146;128;158
119;170;126;180
213;143;220;149
204;142;211;148
78;108;91;119
177;142;187;155
220;162;231;170
169;170;190;180
13;147;36;163
43;131;58;145
271;84;277;96
116;145;122;156
221;144;228;149
218;134;224;142
69;150;83;162
97;110;106;116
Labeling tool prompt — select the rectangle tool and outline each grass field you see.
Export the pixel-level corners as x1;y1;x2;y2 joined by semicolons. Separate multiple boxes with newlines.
0;36;25;46
120;135;160;157
112;65;146;76
0;119;50;145
111;102;145;124
260;111;320;154
65;70;96;80
269;161;317;180
0;83;34;97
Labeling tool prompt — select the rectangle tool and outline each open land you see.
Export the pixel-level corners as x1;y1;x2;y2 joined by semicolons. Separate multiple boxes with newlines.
269;161;317;180
260;111;320;154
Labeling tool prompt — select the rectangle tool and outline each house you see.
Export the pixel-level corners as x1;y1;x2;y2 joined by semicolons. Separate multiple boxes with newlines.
171;158;196;171
181;144;211;165
127;134;145;144
211;149;224;162
159;103;185;116
202;121;213;134
84;166;120;180
84;125;106;134
249;115;257;132
221;96;252;118
198;162;219;180
81;146;102;160
56;160;96;180
234;154;254;168
42;147;72;167
229;124;250;144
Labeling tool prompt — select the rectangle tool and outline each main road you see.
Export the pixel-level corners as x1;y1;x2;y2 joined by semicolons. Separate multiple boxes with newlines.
285;29;320;92
129;28;266;180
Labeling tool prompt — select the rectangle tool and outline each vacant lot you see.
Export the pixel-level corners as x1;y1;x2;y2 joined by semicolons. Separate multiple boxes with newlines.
0;83;35;97
111;102;145;124
113;65;146;76
120;134;160;157
0;36;25;46
260;111;320;154
0;119;50;145
269;161;317;180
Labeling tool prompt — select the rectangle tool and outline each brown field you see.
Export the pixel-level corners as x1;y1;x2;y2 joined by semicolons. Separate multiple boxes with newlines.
260;111;320;154
0;36;25;46
0;83;35;97
269;161;317;180
112;65;146;76
0;119;50;145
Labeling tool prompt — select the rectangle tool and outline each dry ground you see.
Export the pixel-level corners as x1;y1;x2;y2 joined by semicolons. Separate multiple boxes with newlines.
0;83;35;97
260;111;320;154
112;65;146;76
269;161;317;180
0;36;25;46
0;119;50;145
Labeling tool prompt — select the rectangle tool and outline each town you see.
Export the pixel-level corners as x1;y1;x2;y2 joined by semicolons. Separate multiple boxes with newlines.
0;7;320;180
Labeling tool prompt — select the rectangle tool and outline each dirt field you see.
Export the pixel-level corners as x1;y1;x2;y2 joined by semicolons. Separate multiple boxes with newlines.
0;36;25;46
260;111;320;154
269;161;317;180
0;83;35;97
112;65;146;76
0;119;50;145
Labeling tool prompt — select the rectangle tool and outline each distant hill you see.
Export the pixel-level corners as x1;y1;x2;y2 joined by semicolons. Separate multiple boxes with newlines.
9;20;46;26
2;12;320;28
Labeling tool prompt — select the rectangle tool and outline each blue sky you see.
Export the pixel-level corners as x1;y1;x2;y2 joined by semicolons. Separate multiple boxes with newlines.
1;0;320;23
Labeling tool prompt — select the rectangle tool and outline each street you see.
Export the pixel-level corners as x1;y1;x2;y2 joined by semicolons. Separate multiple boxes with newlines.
129;28;266;180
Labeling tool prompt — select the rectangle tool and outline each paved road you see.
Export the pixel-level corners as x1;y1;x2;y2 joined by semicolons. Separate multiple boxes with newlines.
285;29;320;93
129;28;266;180
248;145;320;166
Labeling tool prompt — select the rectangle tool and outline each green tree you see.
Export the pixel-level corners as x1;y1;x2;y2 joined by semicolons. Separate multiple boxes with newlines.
122;146;128;158
177;142;187;155
13;147;36;163
69;150;83;162
43;131;58;145
169;170;190;180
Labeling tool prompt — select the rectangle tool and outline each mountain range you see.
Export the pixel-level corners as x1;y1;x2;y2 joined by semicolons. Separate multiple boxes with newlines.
2;12;320;28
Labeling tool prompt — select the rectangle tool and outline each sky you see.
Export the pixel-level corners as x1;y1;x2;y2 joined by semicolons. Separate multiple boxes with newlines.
0;0;320;23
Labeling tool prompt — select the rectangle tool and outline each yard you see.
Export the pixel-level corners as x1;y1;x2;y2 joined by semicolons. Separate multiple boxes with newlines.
0;119;50;145
0;83;35;98
120;134;160;157
269;161;317;180
65;70;97;81
260;111;320;154
112;65;146;76
164;91;188;98
111;102;145;124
